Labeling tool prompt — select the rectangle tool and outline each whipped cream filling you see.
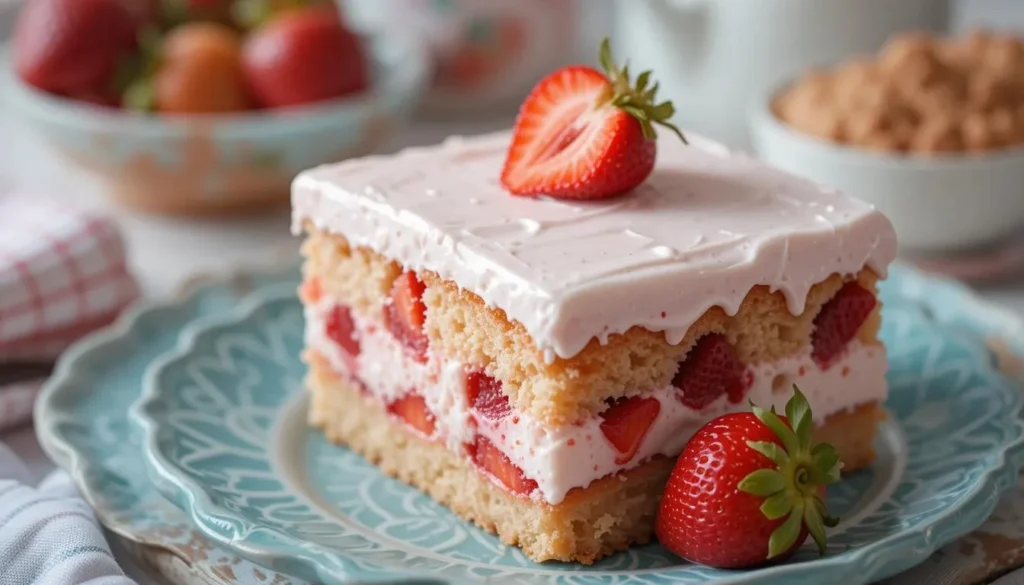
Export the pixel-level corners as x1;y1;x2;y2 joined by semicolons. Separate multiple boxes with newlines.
307;299;888;505
486;342;886;504
292;130;898;363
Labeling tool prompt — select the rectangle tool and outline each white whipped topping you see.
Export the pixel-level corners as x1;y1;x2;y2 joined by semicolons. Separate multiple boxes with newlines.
307;300;887;505
293;130;898;362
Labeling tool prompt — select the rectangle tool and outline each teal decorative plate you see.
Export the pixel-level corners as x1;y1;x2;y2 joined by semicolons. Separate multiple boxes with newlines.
34;267;313;585
128;265;1024;585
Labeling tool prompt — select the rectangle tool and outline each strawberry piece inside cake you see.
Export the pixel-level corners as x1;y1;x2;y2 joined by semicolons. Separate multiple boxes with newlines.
292;131;897;564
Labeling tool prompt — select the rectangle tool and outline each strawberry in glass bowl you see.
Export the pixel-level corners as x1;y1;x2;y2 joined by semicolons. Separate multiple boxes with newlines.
2;0;429;216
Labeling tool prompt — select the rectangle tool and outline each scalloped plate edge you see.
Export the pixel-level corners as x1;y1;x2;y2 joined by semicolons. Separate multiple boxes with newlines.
34;263;300;535
131;289;426;584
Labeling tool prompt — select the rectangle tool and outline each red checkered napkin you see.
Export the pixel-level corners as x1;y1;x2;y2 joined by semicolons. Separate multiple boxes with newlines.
0;192;139;429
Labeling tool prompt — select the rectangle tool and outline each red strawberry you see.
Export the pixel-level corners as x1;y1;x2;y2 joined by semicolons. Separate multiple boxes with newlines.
383;272;429;362
599;396;661;465
388;393;436;439
466;371;511;422
150;22;251;114
656;387;841;569
13;0;137;94
673;334;748;410
500;39;686;201
325;304;360;356
450;51;491;87
299;277;324;304
469;436;538;497
241;4;369;109
811;282;877;368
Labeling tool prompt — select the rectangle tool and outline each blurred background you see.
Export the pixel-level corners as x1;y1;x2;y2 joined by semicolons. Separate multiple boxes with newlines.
0;0;1022;308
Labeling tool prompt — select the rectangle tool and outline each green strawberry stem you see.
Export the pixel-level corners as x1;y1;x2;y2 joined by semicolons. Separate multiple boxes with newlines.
232;0;329;30
232;0;275;30
115;26;164;113
595;38;687;144
737;386;842;559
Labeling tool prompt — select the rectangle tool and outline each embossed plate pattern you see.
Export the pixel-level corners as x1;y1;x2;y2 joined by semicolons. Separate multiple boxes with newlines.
34;266;311;585
132;265;1024;584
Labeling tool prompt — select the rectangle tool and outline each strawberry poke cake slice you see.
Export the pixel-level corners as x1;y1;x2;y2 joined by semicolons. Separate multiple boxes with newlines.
290;43;898;565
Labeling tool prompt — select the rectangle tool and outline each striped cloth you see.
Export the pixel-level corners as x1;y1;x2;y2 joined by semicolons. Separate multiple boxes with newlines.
0;442;135;585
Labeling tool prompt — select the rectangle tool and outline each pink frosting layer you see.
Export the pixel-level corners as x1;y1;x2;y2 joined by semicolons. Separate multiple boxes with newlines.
293;130;897;362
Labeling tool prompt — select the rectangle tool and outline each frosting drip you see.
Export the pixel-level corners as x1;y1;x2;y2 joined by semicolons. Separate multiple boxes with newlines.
293;131;897;362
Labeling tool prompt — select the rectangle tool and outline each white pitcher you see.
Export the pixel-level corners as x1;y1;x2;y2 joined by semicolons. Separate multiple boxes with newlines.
613;0;950;150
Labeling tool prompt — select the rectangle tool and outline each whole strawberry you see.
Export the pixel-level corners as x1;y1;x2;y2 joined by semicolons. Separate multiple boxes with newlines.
655;387;842;569
240;4;369;109
13;0;137;94
500;39;687;201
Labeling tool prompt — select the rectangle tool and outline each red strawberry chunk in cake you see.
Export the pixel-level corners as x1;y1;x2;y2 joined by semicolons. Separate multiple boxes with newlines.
469;436;539;497
811;282;877;368
467;371;511;422
384;271;430;362
300;277;324;304
599;396;661;465
672;334;747;410
325;304;360;356
387;393;436;439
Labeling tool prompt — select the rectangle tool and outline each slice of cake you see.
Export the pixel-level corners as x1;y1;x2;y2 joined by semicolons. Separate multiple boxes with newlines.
291;127;897;564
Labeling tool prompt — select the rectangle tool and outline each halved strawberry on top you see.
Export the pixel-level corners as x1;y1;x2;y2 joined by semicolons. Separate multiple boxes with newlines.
501;39;686;201
384;271;429;362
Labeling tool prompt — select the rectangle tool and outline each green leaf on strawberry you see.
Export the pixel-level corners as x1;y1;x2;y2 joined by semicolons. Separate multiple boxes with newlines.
114;25;163;112
232;0;330;31
656;385;845;569
740;387;842;559
596;39;686;143
231;0;273;30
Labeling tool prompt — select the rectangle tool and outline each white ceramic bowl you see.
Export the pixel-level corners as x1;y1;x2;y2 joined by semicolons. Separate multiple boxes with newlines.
748;81;1024;253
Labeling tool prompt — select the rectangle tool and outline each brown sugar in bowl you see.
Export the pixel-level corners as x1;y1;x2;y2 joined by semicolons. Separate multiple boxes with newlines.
749;31;1024;253
771;30;1024;157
